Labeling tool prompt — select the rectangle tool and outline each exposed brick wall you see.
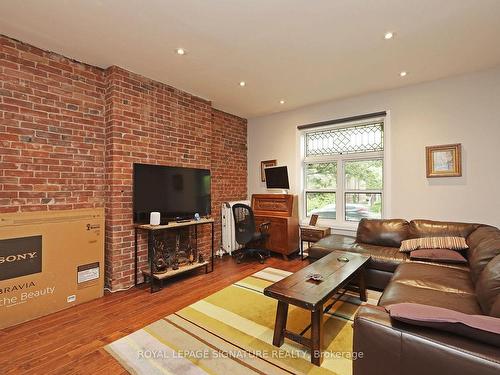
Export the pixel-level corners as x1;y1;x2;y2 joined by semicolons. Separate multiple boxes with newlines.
0;35;106;212
211;109;248;250
104;66;215;288
0;35;247;290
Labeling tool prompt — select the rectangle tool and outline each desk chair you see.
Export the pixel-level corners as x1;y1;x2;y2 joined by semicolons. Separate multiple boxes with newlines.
232;203;271;264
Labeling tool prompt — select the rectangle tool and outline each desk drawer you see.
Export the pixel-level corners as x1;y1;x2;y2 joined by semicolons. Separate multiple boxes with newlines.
301;228;330;242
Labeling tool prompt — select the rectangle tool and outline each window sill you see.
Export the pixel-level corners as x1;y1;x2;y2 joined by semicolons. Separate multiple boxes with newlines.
300;218;358;234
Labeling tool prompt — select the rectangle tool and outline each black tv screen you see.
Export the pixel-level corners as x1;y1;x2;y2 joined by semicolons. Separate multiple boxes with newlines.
133;163;211;223
265;166;290;189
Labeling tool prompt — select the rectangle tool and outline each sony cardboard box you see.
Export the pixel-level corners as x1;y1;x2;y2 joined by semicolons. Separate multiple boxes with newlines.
0;208;104;329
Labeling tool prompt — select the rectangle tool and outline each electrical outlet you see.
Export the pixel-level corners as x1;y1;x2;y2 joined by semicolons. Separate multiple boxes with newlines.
67;295;76;303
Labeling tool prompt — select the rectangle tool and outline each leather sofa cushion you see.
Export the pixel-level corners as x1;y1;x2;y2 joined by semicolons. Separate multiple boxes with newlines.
308;234;408;272
349;243;408;272
365;268;394;291
489;298;500;318
409;219;480;239
467;226;500;284
475;254;500;317
308;235;400;290
379;263;482;315
307;234;356;259
389;262;475;295
356;218;409;247
408;259;469;271
380;282;482;315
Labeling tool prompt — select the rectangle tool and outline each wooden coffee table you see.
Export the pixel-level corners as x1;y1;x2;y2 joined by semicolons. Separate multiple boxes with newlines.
263;250;370;366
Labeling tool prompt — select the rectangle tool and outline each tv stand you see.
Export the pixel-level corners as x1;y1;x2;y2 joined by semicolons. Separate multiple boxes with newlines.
134;218;214;293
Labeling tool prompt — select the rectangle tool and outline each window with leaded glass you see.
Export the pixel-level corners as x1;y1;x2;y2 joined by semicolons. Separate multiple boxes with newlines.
302;117;385;224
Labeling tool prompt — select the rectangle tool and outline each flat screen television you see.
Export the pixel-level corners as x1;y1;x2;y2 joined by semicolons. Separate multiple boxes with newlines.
265;166;290;189
133;163;211;223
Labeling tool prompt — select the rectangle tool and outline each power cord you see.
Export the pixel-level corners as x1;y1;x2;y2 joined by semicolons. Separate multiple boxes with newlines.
104;284;135;293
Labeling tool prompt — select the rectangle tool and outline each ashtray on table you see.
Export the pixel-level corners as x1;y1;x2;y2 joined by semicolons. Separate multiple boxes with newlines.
306;273;324;282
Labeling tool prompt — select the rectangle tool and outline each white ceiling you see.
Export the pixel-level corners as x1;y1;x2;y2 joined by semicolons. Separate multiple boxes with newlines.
1;0;500;118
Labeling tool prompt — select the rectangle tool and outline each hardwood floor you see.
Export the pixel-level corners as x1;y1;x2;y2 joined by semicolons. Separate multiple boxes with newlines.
0;255;309;375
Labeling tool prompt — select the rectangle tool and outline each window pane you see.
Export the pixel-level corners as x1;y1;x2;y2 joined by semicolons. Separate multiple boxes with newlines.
306;162;337;189
345;193;382;221
306;192;336;219
306;122;383;156
345;159;383;190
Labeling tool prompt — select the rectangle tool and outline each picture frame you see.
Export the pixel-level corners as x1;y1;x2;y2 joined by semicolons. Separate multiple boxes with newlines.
260;159;277;182
426;143;462;178
309;214;319;226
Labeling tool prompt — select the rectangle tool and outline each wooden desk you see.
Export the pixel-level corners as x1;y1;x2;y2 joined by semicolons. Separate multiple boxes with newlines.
300;225;331;260
252;194;299;260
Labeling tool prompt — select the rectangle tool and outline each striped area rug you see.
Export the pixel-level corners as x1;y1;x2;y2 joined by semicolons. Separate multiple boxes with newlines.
105;267;381;375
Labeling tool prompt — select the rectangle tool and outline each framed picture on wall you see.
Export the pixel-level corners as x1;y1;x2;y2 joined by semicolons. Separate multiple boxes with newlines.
426;143;462;178
261;159;277;182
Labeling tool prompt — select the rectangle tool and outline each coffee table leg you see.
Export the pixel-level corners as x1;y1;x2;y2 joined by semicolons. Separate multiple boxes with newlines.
272;301;289;347
311;307;324;366
358;269;367;302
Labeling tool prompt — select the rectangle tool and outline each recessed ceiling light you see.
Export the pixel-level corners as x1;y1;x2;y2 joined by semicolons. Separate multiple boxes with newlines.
175;48;186;55
279;100;285;104
384;32;394;40
400;71;407;77
239;81;246;87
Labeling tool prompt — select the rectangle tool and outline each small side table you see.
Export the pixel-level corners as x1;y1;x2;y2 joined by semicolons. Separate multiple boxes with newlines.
299;225;331;260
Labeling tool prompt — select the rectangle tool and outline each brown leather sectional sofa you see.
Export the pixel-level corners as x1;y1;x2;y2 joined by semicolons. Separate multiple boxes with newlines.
308;218;500;375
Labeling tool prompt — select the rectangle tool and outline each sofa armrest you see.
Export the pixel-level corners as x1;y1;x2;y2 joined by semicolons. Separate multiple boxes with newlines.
353;305;500;375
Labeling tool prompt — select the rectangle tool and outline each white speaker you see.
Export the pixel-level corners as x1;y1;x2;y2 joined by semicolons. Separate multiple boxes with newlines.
150;212;161;225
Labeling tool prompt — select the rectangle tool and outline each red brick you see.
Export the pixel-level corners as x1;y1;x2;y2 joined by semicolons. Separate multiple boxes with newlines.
0;35;247;292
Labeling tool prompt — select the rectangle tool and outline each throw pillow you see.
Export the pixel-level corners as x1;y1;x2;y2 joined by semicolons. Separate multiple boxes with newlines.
386;303;500;347
399;236;468;253
410;249;467;264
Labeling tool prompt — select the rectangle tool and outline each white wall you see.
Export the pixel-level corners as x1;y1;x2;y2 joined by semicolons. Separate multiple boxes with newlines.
248;66;500;229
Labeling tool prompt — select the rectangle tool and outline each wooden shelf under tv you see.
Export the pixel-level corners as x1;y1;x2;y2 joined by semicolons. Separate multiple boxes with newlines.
142;261;209;280
134;218;215;293
135;217;214;231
